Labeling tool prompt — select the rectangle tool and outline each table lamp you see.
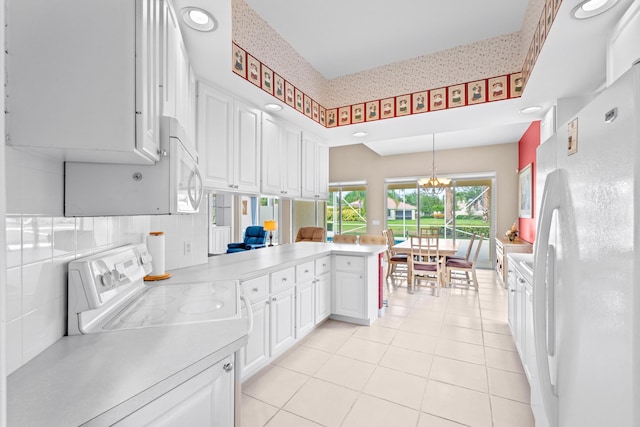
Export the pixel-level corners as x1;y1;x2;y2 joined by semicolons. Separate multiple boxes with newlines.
264;220;277;247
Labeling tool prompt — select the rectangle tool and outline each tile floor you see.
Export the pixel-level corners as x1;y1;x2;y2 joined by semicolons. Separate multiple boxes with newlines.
240;269;535;427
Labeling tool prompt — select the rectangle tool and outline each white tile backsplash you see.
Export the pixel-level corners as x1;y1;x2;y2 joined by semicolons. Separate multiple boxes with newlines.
5;147;210;374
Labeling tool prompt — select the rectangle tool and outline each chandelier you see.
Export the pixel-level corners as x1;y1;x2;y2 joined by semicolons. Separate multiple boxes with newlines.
418;134;451;192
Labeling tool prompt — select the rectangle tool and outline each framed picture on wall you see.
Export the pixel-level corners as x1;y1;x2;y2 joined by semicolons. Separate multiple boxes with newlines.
232;43;246;78
519;164;533;218
247;54;261;86
274;73;285;101
261;65;273;94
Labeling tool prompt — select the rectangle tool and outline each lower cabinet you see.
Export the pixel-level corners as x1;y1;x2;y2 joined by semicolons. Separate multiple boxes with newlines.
332;254;379;324
270;287;296;357
315;272;331;324
334;270;365;319
242;297;270;379
296;279;315;339
115;355;235;426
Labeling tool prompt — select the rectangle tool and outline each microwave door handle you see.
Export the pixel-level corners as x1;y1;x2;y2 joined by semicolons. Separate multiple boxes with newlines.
187;167;203;211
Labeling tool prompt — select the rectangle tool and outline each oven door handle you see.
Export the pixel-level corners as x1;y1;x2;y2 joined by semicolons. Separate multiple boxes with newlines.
240;295;254;335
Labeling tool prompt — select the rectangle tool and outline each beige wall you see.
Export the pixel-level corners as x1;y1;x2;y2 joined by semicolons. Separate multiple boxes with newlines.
329;142;519;239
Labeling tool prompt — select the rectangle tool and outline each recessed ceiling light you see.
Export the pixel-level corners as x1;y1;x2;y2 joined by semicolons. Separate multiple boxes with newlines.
352;131;368;138
572;0;618;19
181;7;217;32
264;103;283;111
520;106;542;114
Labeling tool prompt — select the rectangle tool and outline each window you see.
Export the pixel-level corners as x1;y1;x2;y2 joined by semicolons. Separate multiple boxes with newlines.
327;183;367;241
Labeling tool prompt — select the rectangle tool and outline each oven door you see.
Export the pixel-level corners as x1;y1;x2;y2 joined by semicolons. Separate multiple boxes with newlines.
171;138;203;214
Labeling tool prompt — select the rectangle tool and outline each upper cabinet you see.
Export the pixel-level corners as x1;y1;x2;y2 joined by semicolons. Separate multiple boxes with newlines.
301;133;329;200
197;82;262;194
7;0;167;164
261;114;301;198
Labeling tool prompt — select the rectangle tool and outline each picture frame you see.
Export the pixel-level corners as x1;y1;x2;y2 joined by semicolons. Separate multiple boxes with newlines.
546;0;554;31
467;80;486;105
274;73;285;101
430;88;446;111
352;103;365;123
412;91;428;114
294;88;304;113
448;84;466;108
319;106;326;125
519;164;533;219
380;97;395;119
247;54;261;87
232;43;246;78
568;118;578;155
312;100;320;122
488;76;507;101
396;94;411;116
261;65;273;94
326;108;337;127
338;106;351;125
365;101;379;121
284;81;295;108
510;72;523;98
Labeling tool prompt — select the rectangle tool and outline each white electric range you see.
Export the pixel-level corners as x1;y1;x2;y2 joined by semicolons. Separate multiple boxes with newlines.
68;244;245;336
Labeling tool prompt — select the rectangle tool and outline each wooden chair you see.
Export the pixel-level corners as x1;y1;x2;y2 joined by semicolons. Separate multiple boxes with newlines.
359;234;386;245
383;229;407;278
420;227;440;238
409;235;441;296
332;234;357;244
446;236;483;290
446;233;477;262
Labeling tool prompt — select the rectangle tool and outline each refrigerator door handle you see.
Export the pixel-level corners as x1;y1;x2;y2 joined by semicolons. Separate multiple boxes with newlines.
547;245;556;357
534;169;562;426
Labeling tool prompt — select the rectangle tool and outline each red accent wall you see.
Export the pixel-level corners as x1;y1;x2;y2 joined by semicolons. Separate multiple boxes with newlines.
518;121;540;243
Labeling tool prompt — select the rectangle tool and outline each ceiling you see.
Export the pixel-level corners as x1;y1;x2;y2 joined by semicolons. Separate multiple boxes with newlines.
175;0;634;156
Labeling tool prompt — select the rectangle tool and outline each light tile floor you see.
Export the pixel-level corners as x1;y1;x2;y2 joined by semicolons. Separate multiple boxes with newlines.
241;269;535;427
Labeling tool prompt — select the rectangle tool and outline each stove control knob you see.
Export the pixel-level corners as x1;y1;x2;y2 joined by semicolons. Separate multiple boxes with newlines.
101;272;113;288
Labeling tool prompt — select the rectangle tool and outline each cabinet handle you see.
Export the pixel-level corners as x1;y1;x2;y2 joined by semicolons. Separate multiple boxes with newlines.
322;264;326;268
518;278;526;284
223;362;233;372
304;269;309;273
282;277;287;282
510;289;515;293
272;297;277;301
347;262;351;266
252;287;258;293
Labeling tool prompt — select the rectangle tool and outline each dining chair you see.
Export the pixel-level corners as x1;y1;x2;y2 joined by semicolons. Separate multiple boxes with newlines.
446;232;477;262
332;234;357;244
409;234;441;296
295;227;326;242
383;229;407;279
359;234;386;245
445;236;483;290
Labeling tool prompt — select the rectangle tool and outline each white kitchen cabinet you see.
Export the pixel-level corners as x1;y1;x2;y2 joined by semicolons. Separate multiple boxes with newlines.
301;133;329;200
8;0;162;164
161;1;196;144
197;83;261;193
114;355;235;426
315;272;331;324
270;287;296;357
241;298;270;379
332;254;380;325
296;279;315;339
261;114;302;197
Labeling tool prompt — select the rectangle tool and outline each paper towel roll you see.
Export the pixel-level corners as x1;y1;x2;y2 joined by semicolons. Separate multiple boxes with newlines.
147;231;166;277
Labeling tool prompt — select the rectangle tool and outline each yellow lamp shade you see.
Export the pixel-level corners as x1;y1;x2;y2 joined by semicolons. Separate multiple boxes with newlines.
264;220;277;231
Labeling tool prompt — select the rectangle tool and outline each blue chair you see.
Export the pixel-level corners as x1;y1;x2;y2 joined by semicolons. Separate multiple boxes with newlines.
226;226;268;253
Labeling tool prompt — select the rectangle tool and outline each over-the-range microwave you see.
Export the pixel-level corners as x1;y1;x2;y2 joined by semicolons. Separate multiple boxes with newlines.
64;117;203;216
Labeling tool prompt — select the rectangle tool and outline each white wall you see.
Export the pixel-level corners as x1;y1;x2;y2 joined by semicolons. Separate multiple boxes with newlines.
4;147;208;375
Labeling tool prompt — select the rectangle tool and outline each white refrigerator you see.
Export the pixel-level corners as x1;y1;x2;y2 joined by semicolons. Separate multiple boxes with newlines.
534;63;639;427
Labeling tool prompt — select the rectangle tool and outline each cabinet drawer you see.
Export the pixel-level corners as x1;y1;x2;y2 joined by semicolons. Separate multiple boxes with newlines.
334;255;364;272
296;261;315;283
271;267;295;293
241;275;270;303
315;256;331;275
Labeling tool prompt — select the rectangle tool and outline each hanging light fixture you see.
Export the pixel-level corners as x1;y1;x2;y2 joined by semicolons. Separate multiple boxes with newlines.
418;134;451;192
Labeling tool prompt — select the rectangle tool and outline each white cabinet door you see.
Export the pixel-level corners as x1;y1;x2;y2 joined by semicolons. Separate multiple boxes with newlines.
197;83;234;189
333;271;365;319
161;0;178;119
296;280;315;338
270;288;296;357
115;355;234;427
301;133;328;200
282;123;302;197
315;272;331;324
261;114;283;195
136;0;162;162
234;100;261;193
241;299;270;380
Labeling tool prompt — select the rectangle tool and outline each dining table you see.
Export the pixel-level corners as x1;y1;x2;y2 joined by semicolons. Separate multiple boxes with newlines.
392;238;460;291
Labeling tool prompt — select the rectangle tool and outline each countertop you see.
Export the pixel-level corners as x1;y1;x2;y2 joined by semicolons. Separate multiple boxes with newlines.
507;253;534;282
8;242;385;426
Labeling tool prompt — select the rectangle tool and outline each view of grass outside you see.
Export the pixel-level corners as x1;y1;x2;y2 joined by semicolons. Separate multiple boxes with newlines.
327;184;367;240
